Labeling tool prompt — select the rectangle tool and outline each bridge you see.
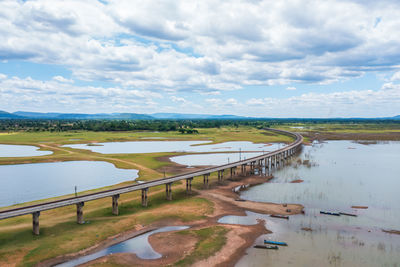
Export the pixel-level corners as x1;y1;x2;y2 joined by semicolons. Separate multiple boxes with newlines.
0;128;303;235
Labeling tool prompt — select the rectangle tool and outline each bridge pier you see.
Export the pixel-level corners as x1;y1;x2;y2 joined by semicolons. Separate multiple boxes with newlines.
76;202;84;224
112;194;119;215
218;170;224;183
32;211;40;235
141;188;148;207
186;178;193;194
203;174;209;188
166;183;172;200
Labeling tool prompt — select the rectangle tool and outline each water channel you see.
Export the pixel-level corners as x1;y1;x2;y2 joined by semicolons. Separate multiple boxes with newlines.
0;161;138;207
220;141;400;266
56;226;189;267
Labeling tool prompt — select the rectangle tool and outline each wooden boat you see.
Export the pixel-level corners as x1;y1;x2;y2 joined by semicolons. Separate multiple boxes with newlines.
270;214;289;220
254;245;279;250
264;240;288;246
339;212;357;217
320;211;340;216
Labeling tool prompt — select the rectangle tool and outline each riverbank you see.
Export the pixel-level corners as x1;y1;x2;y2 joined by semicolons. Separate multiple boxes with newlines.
41;175;303;267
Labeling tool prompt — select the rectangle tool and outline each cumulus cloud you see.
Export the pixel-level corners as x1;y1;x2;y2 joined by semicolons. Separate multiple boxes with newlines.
1;0;400;94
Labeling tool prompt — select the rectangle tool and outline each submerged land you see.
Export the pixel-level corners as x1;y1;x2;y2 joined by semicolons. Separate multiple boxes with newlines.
0;121;400;266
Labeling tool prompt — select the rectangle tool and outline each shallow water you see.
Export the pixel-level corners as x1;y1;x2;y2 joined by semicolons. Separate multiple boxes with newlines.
0;144;53;157
0;161;138;207
222;141;400;266
63;141;282;154
170;152;265;166
56;226;189;267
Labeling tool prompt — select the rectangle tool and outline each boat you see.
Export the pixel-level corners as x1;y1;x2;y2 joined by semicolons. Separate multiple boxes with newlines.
264;240;288;246
339;212;357;217
320;211;340;216
270;214;289;220
254;245;279;250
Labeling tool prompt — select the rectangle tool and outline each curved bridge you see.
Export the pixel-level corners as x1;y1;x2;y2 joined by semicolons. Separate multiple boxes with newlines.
0;128;303;235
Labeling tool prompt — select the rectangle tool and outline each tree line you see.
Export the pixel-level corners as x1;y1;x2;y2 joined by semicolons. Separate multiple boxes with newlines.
0;119;398;133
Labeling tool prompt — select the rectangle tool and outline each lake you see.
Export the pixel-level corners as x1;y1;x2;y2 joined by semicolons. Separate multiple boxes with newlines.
63;141;283;154
0;161;138;207
222;141;400;266
0;144;53;157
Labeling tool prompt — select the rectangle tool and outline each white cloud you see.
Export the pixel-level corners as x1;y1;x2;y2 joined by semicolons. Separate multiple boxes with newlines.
52;76;74;83
0;0;400;95
286;86;296;90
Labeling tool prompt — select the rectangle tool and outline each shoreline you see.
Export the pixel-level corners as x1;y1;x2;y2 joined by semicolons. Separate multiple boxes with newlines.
40;175;303;267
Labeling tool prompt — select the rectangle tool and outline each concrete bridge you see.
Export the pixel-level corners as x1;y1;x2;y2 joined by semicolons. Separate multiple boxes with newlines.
0;128;303;235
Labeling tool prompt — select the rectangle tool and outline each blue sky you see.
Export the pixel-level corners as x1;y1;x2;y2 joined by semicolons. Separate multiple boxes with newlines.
1;0;400;118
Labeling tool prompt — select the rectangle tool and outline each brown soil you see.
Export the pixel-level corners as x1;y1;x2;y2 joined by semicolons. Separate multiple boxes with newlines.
351;206;368;209
382;229;400;235
303;131;400;141
40;175;304;267
290;179;304;183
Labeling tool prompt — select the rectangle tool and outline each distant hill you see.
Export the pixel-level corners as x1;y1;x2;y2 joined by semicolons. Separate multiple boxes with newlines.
1;111;400;120
12;111;153;120
0;110;23;119
151;113;247;119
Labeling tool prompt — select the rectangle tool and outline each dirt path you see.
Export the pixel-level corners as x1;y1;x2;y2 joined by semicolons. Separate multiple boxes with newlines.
42;175;304;267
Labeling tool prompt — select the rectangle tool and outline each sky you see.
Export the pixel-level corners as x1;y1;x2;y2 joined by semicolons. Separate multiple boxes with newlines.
1;0;400;118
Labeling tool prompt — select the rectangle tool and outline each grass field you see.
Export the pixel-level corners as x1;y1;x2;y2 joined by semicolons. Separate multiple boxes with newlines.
0;126;291;266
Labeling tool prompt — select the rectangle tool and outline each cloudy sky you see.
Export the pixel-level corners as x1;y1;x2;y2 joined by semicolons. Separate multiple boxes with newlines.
1;0;400;117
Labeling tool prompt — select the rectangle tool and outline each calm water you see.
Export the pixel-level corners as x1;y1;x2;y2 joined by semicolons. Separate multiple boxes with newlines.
56;226;189;267
0;161;138;207
0;144;53;157
222;141;400;266
170;152;264;166
63;141;282;154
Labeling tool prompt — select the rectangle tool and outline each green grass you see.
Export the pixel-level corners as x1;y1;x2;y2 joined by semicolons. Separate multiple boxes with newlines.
175;226;228;266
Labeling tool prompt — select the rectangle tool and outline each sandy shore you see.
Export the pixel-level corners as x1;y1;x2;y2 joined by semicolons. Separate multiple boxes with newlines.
40;175;303;267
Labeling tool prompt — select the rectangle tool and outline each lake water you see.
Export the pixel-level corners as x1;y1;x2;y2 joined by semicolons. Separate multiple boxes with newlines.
170;152;265;166
221;141;400;266
0;161;138;207
0;144;53;157
63;141;283;154
56;226;189;267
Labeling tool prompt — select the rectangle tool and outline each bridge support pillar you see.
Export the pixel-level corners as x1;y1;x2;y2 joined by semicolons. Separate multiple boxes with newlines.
218;170;224;183
32;211;40;235
142;188;148;207
76;202;84;224
166;183;172;200
112;194;119;215
203;174;209;188
186;178;193;194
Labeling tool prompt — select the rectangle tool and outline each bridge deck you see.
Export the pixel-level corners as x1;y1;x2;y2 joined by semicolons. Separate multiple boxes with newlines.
0;128;303;220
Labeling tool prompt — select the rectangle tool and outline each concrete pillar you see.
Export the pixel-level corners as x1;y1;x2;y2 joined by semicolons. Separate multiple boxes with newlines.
166;183;172;200
112;194;119;215
203;174;209;188
32;211;40;235
186;178;193;194
76;202;84;224
218;170;224;183
141;188;148;207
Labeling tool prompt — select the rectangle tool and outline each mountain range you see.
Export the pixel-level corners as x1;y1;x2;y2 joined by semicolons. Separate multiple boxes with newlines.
0;110;399;120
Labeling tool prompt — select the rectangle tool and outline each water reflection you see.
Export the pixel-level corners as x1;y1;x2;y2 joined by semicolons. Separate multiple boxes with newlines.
0;161;138;207
0;144;52;157
64;141;282;154
56;226;189;267
225;141;400;266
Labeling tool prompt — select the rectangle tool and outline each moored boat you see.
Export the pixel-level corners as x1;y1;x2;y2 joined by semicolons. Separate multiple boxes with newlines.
320;211;340;216
254;245;279;250
264;240;288;246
